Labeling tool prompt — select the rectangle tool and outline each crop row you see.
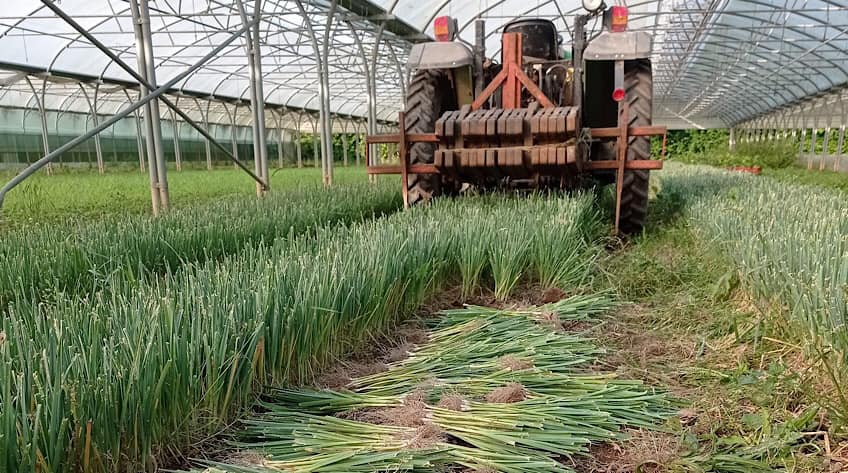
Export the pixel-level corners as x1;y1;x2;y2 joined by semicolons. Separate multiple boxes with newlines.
661;164;848;416
0;192;599;473
0;182;400;310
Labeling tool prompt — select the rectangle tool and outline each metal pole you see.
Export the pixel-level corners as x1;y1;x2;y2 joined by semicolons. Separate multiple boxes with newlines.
137;0;170;209
341;122;349;167
129;0;161;215
236;0;269;196
296;129;303;168
125;91;146;173
171;98;182;171
295;0;336;185
312;121;320;169
0;15;260;211
474;20;486;97
25;77;52;175
252;4;270;192
276;110;284;168
224;102;240;167
354;125;361;166
822;126;832;170
80;83;105;174
201;99;213;170
321;0;338;186
38;0;265;189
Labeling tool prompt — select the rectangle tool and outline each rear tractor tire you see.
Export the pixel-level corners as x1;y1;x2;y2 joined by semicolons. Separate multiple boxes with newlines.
405;69;457;205
617;59;653;235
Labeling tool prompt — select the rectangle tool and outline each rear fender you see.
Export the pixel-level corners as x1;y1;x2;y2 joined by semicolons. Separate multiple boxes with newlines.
584;31;652;61
407;42;474;70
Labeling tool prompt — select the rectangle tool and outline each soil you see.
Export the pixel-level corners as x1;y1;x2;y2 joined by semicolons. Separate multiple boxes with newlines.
498;355;534;371
570;430;683;473
484;382;527;404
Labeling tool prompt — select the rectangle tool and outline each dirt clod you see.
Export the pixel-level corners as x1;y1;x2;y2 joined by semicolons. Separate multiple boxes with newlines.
542;287;568;303
437;394;466;411
386;343;412;363
401;422;445;450
498;355;534;371
485;382;527;403
539;311;564;331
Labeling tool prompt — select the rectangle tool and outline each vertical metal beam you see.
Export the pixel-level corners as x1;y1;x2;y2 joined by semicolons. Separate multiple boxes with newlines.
296;129;303;168
295;113;303;168
729;127;736;151
276;109;284;169
125;90;147;173
129;0;161;215
171;96;182;171
80;83;105;174
295;0;336;186
320;0;338;186
137;0;170;210
236;0;269;196
341;121;349;167
252;3;270;192
822;126;832;170
224;102;240;168
354;122;361;166
311;117;320;168
25;77;52;175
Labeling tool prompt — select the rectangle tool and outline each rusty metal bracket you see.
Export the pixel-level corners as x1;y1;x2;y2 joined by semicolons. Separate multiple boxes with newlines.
471;33;555;110
366;112;441;207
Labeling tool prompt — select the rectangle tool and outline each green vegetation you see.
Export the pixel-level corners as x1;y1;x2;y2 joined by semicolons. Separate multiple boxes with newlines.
660;164;848;423
0;166;371;224
672;138;797;169
199;299;672;473
764;166;848;192
1;155;844;472
0;193;601;473
0;181;400;310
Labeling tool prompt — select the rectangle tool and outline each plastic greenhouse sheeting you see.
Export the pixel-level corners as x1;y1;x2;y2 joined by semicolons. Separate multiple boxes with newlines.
0;0;846;129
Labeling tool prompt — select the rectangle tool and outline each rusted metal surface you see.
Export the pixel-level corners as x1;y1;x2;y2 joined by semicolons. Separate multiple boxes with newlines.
589;125;667;138
583;160;663;170
367;133;438;144
470;33;556;111
367;164;439;175
431;105;578;178
399;112;410;207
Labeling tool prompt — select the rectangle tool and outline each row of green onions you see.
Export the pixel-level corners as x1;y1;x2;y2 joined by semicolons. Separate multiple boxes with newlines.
0;181;400;309
199;299;673;472
1;191;600;472
661;163;848;420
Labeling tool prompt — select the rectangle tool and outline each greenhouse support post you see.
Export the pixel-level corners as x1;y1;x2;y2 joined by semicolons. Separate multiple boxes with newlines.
129;0;162;214
137;0;171;210
38;0;266;191
0;13;262;213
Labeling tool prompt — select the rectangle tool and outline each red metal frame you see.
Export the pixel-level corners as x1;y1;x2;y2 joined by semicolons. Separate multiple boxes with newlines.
365;35;668;232
471;33;554;110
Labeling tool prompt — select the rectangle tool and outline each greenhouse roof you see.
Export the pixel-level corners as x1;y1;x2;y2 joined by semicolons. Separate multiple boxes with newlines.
0;0;846;129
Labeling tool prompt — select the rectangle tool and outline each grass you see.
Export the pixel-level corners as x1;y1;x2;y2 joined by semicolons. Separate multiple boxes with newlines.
659;164;848;422
0;192;601;473
589;167;835;471
0;166;372;225
763;166;848;192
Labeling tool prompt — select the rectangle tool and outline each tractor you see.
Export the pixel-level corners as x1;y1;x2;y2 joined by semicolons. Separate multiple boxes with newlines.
366;2;666;234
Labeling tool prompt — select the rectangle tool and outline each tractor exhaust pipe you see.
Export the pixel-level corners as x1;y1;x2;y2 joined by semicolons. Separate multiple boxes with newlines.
474;20;486;97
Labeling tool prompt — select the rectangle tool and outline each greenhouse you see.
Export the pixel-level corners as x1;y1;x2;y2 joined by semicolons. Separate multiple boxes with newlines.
1;2;848;473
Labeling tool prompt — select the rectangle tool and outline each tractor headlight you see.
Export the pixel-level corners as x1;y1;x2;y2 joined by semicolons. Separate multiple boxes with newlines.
582;0;604;12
